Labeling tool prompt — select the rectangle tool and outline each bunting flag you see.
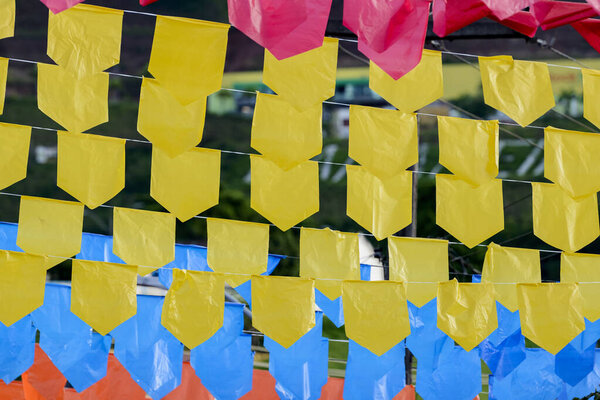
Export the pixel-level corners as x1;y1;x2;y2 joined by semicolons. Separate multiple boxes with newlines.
207;218;269;288
346;165;412;241
531;0;597;30
0;0;15;39
342;280;410;356
490;10;539;38
479;55;555;127
161;270;225;349
482;0;530;20
432;0;490;37
0;315;36;384
57;132;125;209
438;116;499;186
251;275;316;348
436;174;504;248
388;236;449;307
0;123;31;190
437;280;498;351
531;182;600;253
517;283;586;354
251;93;322;170
262;38;338;109
572;19;600;54
150;147;220;222
348;106;418;178
545;126;600;198
70;260;137;336
112;207;176;275
0;58;7;114
250;155;319;232
482;243;541;312
40;0;86;15
369;50;444;113
581;68;600;129
299;227;360;300
561;252;600;322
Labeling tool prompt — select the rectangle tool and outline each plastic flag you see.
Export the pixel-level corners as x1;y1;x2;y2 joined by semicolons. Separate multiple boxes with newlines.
251;275;315;348
572;19;600;55
348;105;418;178
191;302;244;356
436;174;504;248
479;55;555;127
207;218;269;287
561;252;600;322
555;342;595;387
388;236;449;307
151;146;220;222
22;345;67;399
300;227;360;300
532;0;597;30
479;326;527;380
0;316;35;384
71;260;137;335
0;58;7;114
432;0;490;37
483;0;530;20
517;283;585;354
251;93;322;170
113;207;176;275
161;270;225;349
342;280;410;356
482;243;541;312
531;182;599;253
582;68;600;129
39;0;85;14
0;0;14;39
250;155;319;231
438;116;499;186
57;131;125;209
0;123;31;190
262;38;338;109
369;50;443;113
346;165;412;241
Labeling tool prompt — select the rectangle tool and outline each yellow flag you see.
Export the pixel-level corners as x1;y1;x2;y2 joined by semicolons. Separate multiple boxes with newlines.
482;243;541;312
162;270;225;349
342;280;410;356
17;196;84;261
251;275;315;348
369;50;443;113
113;207;176;276
544;126;600;198
348;105;418;178
37;64;108;133
299;227;360;300
71;260;137;335
206;218;269;288
57;132;125;209
388;236;449;307
531;182;599;253
47;4;123;77
148;16;229;104
517;283;585;354
437;280;498;352
251;93;322;170
561;252;600;322
263;38;338;110
346;165;412;241
0;58;7;114
582;69;600;129
438;116;499;186
250;155;319;231
436;174;504;248
479;56;555;127
0;122;31;190
0;0;15;40
150;147;220;222
137;77;207;158
0;250;48;326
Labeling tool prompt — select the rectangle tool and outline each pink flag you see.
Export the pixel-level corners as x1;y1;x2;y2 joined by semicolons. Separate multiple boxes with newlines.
588;0;600;14
572;18;600;53
490;11;538;37
432;0;490;37
140;0;159;5
482;0;530;20
40;0;85;14
532;0;597;30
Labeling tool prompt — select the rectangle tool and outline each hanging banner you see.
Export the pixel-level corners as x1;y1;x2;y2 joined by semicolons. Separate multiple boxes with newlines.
300;227;360;300
479;55;555;127
207;218;269;287
0;0;14;39
342;280;410;356
150;146;220;222
251;275;316;348
438;116;499;186
348;106;418;178
0;57;7;114
561;252;600;322
346;165;412;241
0;123;31;190
581;68;600;129
437;280;498;351
262;38;338;109
113;207;176;275
531;182;599;253
251;93;322;170
57;131;125;209
388;236;449;307
250;155;319;232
